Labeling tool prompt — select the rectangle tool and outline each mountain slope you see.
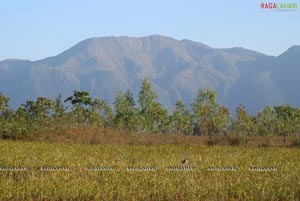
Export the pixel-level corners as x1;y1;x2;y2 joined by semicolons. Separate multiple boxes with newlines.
0;35;299;114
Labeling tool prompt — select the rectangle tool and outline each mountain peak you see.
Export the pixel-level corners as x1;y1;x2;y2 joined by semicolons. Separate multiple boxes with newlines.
285;45;300;54
278;45;300;58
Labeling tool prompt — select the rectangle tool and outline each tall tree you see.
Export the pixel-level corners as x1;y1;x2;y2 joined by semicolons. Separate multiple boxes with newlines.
234;104;250;136
90;98;114;127
0;93;10;119
114;89;136;130
19;97;55;122
215;105;231;135
257;106;278;136
170;100;193;135
191;88;227;136
274;105;298;143
137;78;167;133
64;90;92;124
53;94;66;119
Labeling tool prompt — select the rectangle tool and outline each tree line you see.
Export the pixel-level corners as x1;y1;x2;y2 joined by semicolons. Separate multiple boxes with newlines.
1;78;300;141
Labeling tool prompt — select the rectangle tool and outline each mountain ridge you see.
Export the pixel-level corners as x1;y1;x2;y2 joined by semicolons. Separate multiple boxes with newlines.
0;35;299;114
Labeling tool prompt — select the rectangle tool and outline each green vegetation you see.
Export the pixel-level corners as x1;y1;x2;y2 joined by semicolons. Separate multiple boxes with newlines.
1;78;300;144
0;140;299;200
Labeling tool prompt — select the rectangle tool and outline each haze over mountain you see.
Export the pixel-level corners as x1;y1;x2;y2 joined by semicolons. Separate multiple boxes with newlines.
1;35;299;114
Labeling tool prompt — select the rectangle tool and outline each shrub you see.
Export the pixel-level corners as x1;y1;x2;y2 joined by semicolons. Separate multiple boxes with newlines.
290;139;300;147
0;122;34;140
227;136;246;146
205;136;220;146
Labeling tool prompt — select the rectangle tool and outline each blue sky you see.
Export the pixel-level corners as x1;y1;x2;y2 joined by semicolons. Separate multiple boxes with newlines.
1;0;299;60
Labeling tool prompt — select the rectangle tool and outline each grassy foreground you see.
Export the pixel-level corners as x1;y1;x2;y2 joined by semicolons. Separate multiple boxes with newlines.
0;139;300;200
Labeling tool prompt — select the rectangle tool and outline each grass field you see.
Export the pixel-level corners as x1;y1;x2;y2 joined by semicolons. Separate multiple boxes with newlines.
0;139;300;200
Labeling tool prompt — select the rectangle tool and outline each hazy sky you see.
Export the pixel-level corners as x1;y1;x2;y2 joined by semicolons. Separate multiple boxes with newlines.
1;0;299;61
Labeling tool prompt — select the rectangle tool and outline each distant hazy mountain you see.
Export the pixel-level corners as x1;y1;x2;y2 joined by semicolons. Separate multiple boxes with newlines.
1;35;299;114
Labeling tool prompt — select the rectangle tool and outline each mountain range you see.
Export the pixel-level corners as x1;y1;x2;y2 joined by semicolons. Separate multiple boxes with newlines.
1;35;299;114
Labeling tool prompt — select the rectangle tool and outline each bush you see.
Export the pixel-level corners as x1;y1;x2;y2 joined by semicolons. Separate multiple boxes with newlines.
205;136;220;146
290;139;300;147
260;142;271;147
0;122;34;140
227;136;246;146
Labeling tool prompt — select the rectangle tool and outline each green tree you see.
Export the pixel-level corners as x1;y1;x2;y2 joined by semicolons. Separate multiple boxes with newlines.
215;105;231;135
170;100;193;135
35;97;55;120
137;78;167;133
257;106;278;136
274;105;298;143
20;97;55;122
2;97;55;140
53;94;66;119
234;104;250;136
64;90;92;124
0;93;10;119
91;98;114;128
114;89;136;130
191;88;228;136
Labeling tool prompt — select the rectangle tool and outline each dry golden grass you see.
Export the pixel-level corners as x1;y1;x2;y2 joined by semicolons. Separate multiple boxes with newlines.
0;139;299;200
23;126;300;147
